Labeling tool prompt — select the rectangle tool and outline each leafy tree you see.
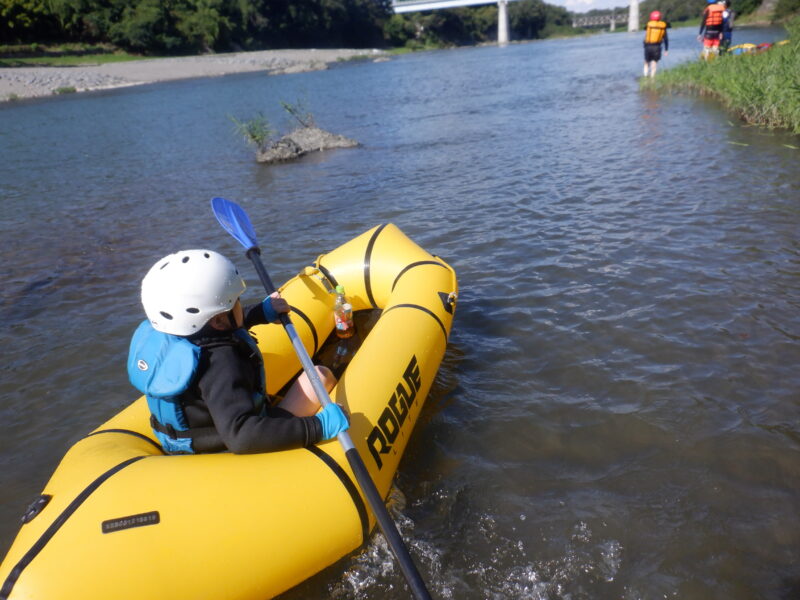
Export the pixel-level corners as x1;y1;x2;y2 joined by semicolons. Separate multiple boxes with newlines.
338;0;392;47
638;0;762;24
173;0;230;52
510;0;548;38
1;0;45;29
108;0;183;53
384;13;418;46
774;0;800;19
1;0;59;42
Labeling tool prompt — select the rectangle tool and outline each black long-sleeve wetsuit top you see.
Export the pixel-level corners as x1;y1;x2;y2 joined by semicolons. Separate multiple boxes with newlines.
180;302;323;454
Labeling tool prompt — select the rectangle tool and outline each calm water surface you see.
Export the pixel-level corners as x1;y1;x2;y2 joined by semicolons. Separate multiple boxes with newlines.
1;25;798;600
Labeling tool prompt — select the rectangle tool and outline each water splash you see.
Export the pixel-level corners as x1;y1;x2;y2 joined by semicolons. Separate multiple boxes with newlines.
485;520;622;599
329;484;449;599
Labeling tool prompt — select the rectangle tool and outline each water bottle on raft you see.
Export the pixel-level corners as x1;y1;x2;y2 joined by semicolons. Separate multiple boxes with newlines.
333;285;354;339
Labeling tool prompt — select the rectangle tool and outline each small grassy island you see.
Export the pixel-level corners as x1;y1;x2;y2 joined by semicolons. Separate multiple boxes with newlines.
643;18;800;133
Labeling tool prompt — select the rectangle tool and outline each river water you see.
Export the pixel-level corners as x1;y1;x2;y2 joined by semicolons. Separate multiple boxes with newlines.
1;24;798;600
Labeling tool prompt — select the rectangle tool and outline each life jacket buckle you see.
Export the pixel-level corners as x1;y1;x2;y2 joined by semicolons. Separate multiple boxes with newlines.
150;414;182;440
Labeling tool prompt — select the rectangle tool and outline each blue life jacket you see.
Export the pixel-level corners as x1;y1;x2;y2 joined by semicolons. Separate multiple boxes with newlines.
128;320;201;454
128;320;268;454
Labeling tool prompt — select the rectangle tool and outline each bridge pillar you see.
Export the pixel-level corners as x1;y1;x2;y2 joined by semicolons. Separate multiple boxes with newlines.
628;0;639;31
497;0;509;46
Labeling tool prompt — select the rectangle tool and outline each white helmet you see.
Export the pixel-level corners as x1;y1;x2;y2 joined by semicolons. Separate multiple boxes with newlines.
141;249;246;336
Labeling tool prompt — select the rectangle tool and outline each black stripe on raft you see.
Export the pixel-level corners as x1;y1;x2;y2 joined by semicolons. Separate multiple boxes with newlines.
289;305;319;354
391;261;449;293
315;262;339;290
306;445;369;545
0;456;147;600
363;224;388;309
85;429;165;453
382;304;448;344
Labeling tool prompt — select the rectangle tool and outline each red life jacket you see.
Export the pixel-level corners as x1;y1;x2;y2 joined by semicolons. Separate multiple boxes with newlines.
705;4;725;27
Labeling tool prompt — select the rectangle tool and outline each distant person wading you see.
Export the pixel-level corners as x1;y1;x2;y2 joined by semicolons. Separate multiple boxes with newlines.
698;0;726;59
721;0;735;53
643;11;669;78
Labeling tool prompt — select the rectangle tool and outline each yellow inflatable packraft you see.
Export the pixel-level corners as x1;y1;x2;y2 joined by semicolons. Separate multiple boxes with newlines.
0;223;458;600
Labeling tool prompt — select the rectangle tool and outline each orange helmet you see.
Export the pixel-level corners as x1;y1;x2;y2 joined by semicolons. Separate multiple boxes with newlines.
650;10;662;20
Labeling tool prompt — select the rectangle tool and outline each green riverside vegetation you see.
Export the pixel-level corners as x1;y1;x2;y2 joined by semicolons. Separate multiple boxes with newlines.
643;18;800;133
0;44;142;67
0;0;789;59
0;0;573;55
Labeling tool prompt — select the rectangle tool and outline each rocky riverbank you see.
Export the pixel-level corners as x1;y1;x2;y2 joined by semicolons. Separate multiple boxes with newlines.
0;48;388;101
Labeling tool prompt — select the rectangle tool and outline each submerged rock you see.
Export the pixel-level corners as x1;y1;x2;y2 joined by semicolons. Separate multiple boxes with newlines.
256;126;359;164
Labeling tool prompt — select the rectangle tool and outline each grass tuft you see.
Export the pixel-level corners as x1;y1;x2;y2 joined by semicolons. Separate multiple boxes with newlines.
229;112;274;153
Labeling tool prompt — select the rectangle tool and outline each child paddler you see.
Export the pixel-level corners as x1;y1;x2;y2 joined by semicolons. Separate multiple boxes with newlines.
128;249;349;454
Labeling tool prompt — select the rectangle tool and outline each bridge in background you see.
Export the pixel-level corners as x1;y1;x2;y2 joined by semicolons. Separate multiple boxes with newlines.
392;0;515;45
572;11;628;31
392;0;640;43
572;0;639;32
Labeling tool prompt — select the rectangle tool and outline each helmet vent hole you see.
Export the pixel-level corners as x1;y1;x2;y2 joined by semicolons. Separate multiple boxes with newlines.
204;252;210;258
186;307;200;314
182;256;190;263
160;311;174;320
159;262;169;270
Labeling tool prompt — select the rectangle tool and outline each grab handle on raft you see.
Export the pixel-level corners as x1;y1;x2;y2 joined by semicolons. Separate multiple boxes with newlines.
210;197;433;600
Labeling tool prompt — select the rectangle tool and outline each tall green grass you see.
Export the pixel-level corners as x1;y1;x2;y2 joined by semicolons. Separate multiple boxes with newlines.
643;18;800;133
0;43;143;67
0;52;143;67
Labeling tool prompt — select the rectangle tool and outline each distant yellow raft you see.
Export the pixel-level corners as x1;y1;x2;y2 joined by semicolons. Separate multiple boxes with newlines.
729;42;757;54
728;41;789;55
0;223;458;600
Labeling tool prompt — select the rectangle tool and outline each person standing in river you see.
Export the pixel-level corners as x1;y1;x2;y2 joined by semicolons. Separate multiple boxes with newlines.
698;0;726;59
643;10;669;78
721;0;735;53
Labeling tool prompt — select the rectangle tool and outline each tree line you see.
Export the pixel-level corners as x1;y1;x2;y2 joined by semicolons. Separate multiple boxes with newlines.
1;0;393;53
578;0;774;27
0;0;572;53
3;0;785;55
636;0;762;24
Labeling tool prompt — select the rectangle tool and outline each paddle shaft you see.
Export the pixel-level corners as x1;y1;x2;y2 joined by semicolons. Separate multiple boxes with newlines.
246;249;433;600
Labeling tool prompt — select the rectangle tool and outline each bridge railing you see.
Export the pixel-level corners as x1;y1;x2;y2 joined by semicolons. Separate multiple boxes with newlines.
571;13;629;27
392;0;515;13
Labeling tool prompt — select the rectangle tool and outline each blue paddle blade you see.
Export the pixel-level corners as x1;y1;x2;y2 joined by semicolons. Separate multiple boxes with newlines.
211;197;259;251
